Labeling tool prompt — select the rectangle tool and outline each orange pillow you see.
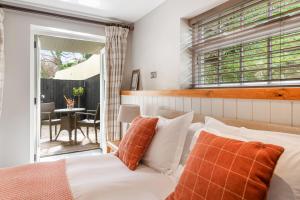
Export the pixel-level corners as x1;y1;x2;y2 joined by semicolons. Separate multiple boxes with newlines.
116;116;159;170
166;131;284;200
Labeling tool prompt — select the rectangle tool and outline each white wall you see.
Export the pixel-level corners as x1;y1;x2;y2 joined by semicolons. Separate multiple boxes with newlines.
0;10;132;167
128;0;228;90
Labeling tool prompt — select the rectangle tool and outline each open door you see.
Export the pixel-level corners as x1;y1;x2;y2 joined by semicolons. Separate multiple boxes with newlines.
33;35;41;162
31;26;106;161
99;48;106;152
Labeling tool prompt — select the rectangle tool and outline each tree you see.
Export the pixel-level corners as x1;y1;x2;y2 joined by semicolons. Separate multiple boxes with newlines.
40;50;92;79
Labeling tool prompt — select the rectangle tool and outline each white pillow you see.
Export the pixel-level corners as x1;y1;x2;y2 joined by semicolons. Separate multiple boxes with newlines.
142;112;194;175
240;127;300;200
179;122;204;165
189;126;247;151
173;164;185;182
205;116;241;135
189;117;245;151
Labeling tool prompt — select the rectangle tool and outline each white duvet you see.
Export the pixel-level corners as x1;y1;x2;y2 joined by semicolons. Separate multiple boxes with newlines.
66;154;176;200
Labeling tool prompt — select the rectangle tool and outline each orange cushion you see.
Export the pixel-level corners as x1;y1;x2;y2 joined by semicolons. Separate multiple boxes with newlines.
116;116;159;170
166;131;284;200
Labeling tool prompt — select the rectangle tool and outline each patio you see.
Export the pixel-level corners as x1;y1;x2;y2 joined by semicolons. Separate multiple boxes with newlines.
40;124;99;157
40;77;100;157
40;56;101;157
38;35;104;157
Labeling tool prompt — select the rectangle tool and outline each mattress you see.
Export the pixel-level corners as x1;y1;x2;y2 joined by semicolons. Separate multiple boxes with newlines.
66;154;176;200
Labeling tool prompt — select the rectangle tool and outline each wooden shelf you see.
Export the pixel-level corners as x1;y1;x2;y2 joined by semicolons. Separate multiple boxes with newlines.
106;140;121;153
121;87;300;100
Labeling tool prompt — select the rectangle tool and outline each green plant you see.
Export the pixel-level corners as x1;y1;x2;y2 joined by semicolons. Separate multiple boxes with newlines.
72;87;85;97
73;87;85;108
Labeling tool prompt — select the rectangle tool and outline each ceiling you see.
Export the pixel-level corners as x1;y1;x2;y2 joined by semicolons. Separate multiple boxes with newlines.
0;0;167;23
39;35;104;54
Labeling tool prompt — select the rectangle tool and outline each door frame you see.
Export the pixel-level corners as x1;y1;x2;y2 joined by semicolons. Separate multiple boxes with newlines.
30;25;105;162
99;48;106;152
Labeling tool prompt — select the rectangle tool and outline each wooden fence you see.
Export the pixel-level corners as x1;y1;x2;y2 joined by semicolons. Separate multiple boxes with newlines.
41;75;100;110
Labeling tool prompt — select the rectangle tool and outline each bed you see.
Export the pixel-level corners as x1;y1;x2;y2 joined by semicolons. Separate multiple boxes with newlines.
1;109;300;200
67;109;300;200
67;154;176;200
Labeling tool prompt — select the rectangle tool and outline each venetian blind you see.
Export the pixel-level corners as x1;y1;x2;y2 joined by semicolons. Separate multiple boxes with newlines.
189;0;300;87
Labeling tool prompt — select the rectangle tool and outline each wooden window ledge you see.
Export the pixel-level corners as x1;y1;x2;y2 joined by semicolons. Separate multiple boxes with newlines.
121;87;300;100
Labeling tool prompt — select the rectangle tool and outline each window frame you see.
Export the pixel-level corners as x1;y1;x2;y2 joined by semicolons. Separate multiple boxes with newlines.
189;0;300;88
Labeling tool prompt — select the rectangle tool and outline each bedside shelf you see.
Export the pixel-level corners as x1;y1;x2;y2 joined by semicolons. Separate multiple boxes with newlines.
106;140;121;153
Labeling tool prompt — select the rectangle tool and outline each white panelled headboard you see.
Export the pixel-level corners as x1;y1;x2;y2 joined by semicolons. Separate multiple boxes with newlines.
155;109;300;135
121;88;300;134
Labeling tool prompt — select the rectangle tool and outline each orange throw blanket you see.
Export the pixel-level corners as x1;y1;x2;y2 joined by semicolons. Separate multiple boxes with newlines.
0;160;73;200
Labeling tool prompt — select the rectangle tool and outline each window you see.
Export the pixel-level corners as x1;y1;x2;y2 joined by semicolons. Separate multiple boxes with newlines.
189;0;300;88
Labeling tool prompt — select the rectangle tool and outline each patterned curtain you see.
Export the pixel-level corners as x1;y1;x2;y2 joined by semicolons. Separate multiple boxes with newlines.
0;9;4;118
104;26;129;141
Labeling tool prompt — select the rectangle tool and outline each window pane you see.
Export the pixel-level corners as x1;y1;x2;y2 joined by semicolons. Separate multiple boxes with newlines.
243;40;268;82
220;45;241;83
202;51;219;84
271;31;300;80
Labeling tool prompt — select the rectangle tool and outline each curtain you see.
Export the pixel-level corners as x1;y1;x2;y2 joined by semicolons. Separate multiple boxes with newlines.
104;26;129;141
0;9;4;118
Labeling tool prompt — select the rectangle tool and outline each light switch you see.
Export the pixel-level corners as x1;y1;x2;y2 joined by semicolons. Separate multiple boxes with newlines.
151;71;157;79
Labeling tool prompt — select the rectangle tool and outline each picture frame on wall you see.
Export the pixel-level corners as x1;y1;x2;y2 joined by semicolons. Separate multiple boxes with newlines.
130;70;140;91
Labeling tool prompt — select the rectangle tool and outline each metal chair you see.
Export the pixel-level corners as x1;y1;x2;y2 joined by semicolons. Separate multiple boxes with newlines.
41;102;61;141
75;103;100;143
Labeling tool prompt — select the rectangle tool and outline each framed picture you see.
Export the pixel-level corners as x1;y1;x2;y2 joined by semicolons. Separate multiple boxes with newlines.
130;70;140;90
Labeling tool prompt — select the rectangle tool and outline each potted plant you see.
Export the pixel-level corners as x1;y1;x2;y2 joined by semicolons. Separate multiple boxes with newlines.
72;87;85;108
64;95;75;109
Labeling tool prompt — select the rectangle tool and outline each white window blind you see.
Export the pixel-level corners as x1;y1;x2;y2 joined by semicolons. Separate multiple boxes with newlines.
189;0;300;87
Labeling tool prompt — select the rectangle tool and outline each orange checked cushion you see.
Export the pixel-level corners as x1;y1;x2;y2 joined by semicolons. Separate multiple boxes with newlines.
116;116;159;170
166;131;284;200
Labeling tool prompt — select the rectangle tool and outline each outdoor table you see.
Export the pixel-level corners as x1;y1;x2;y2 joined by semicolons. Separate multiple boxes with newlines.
54;108;85;142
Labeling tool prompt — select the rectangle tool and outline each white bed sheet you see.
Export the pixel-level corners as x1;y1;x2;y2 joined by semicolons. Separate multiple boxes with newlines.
66;154;176;200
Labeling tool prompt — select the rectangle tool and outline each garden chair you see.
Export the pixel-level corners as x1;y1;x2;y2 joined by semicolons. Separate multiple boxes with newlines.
75;103;100;143
41;102;61;141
